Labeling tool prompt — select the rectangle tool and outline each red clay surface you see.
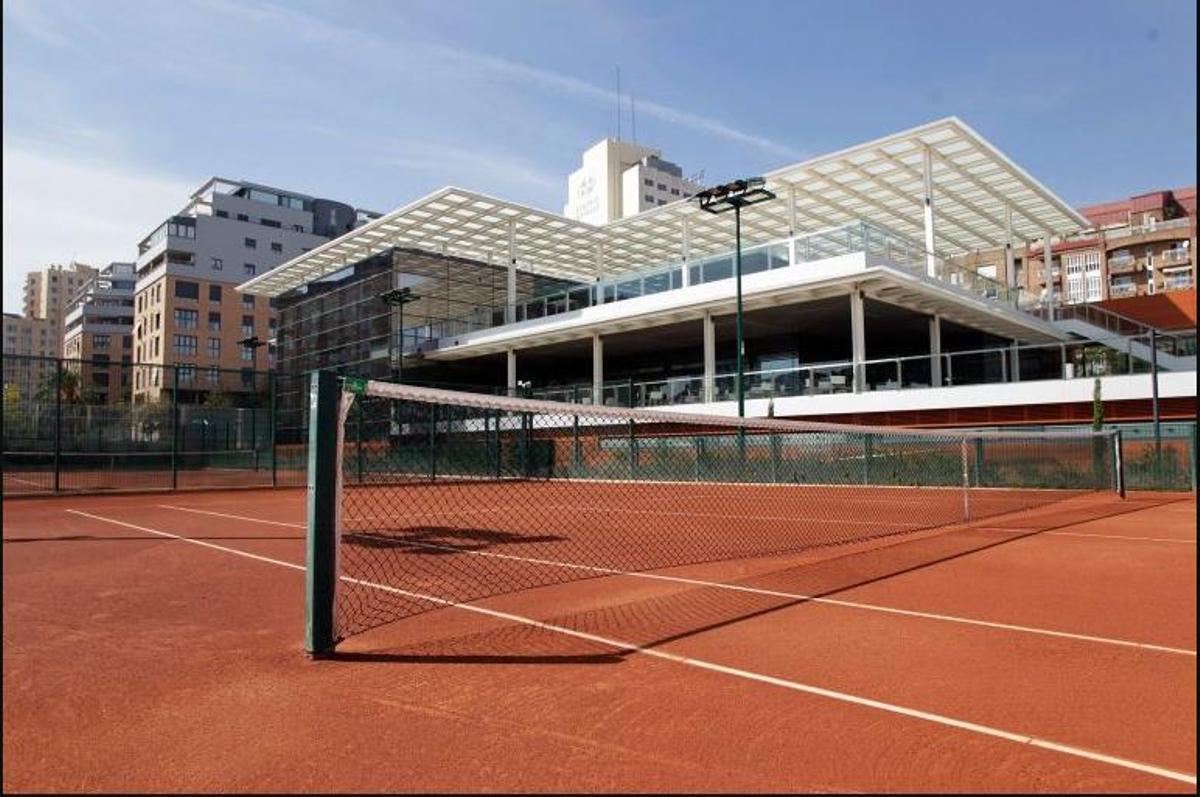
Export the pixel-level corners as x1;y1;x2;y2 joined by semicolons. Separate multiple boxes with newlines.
3;487;1196;792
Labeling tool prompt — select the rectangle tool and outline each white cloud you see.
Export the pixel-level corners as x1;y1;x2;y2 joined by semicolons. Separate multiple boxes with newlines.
199;0;804;160
1;146;193;312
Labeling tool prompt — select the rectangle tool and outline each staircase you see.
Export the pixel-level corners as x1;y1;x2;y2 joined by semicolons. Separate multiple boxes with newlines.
1027;302;1197;372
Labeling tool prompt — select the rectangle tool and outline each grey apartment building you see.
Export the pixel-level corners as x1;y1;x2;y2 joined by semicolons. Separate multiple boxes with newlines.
131;178;376;404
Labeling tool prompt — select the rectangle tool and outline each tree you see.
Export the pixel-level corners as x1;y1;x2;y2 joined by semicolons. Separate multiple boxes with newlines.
36;367;81;404
204;390;233;409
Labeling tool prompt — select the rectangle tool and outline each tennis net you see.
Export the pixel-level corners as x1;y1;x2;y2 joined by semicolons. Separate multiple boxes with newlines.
304;373;1122;654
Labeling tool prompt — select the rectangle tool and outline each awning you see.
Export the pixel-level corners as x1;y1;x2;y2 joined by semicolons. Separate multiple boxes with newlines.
242;117;1089;298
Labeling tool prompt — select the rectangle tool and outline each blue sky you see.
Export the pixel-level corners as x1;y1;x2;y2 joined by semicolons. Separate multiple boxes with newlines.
3;0;1196;311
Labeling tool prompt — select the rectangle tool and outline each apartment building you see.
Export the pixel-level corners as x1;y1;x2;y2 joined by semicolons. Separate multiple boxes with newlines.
21;261;100;355
564;139;702;224
2;313;57;357
61;262;136;405
955;188;1197;306
131;178;375;404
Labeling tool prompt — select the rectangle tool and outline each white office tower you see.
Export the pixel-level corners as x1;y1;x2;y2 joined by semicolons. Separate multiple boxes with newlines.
564;139;702;225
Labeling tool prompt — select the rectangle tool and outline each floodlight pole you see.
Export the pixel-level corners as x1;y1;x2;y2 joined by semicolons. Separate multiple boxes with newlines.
695;178;774;419
380;287;421;384
734;203;745;419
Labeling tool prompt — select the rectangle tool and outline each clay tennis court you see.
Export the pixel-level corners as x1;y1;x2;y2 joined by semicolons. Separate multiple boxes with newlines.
3;484;1195;792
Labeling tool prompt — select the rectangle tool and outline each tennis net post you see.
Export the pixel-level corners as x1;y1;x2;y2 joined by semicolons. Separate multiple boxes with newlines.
306;370;342;657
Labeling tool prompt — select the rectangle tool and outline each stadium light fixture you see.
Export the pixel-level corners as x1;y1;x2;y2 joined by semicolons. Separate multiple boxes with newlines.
693;178;777;418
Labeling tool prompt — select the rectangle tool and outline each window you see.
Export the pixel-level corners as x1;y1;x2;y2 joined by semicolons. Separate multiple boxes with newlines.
208;312;221;332
670;188;680;196
211;257;223;271
244;263;256;276
270;242;283;253
215;210;228;218
178;365;195;383
173;335;197;356
241;345;255;362
657;199;667;206
242;295;255;310
242;315;254;337
206;367;220;385
237;213;249;222
657;183;667;191
261;218;281;228
644;178;654;187
207;338;221;358
173;309;198;329
209;285;222;302
292;224;304;232
244;237;257;249
268;318;277;331
123;336;131;350
645;194;654;203
93;334;110;350
240;368;255;386
174;280;199;300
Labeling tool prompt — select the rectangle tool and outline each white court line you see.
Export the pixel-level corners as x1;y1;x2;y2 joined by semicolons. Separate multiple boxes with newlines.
158;504;1196;658
978;528;1197;545
4;475;48;487
66;508;1197;787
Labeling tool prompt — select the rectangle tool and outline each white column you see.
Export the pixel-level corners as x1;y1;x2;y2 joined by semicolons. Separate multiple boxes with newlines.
929;315;943;386
850;290;866;393
680;218;691;287
1004;202;1016;290
787;183;799;266
1042;231;1055;319
506;220;517;324
702;311;715;403
506;348;517;393
922;146;938;278
592;333;604;405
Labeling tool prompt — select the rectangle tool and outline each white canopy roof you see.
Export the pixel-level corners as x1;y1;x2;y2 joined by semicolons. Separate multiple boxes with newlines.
242;117;1089;298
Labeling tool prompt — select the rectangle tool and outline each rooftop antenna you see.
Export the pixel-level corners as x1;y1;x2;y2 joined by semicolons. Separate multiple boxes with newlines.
631;93;637;144
615;66;621;141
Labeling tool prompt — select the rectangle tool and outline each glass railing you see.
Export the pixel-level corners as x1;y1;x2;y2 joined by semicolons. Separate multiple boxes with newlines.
523;332;1195;409
416;221;1017;347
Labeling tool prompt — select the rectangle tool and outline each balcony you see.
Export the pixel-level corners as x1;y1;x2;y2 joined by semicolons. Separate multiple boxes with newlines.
1163;273;1194;293
1161;248;1191;266
1108;282;1137;298
526;331;1197;410
1106;254;1137;274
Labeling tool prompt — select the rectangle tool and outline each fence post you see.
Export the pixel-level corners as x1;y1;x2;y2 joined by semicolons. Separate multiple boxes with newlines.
270;372;278;488
429;401;438;481
1190;423;1197;494
572;386;581;473
974;437;985;487
53;360;62;493
251;389;259;472
1114;430;1125;499
628;418;637;478
862;434;872;486
960;438;970;521
171;365;179;490
355;397;365;484
771;432;780;484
